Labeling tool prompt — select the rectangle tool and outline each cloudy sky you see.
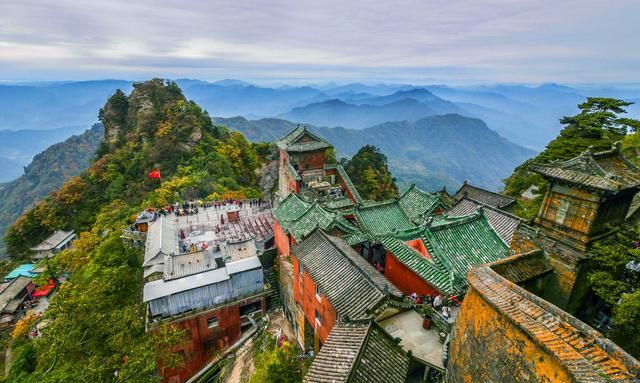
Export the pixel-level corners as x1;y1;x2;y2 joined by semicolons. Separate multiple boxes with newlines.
1;0;638;84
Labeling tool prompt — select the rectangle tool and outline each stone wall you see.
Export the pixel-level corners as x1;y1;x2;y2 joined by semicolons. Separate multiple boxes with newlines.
447;260;640;383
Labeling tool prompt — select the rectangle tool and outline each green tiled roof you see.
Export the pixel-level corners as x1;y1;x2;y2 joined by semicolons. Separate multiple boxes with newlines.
275;126;332;153
379;210;509;296
273;193;311;225
288;203;359;240
274;194;359;241
322;196;355;210
354;200;416;237
337;164;363;202
398;184;447;221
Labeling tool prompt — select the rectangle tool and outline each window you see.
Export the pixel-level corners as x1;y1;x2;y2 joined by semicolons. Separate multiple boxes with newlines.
315;284;322;301
315;310;322;327
207;316;219;328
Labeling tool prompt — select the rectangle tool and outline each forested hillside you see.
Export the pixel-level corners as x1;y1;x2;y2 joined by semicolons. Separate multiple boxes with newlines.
0;125;103;258
3;79;270;381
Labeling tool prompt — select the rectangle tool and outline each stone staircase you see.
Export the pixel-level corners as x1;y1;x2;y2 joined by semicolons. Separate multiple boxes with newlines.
264;268;281;310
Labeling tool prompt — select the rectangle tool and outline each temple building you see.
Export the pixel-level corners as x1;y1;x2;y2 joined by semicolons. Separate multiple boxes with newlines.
453;180;516;212
447;251;640;383
276;126;361;204
30;229;76;262
530;143;640;251
141;203;276;382
289;229;402;349
510;143;640;313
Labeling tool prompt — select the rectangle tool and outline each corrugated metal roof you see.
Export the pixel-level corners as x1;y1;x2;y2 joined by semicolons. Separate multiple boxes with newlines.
225;256;262;275
30;230;76;251
143;216;179;267
143;267;230;302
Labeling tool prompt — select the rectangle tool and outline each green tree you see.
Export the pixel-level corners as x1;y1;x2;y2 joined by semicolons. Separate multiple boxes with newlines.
343;145;398;201
503;98;638;219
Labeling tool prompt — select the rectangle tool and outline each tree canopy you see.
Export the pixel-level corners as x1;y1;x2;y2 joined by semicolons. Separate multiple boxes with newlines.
343;145;398;201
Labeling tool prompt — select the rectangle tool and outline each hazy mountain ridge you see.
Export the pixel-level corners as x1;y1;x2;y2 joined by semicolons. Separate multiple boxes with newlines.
0;124;104;257
2;79;638;183
213;114;535;191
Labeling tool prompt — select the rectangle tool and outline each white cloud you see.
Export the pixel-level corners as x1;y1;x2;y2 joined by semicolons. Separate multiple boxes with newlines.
0;0;638;83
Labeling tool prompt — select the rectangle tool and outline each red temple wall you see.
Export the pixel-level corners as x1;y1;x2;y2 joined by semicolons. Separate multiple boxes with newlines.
384;252;439;297
273;220;291;256
291;255;337;344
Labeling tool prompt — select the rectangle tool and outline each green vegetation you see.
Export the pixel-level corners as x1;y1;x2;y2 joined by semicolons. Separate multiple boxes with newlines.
503;98;638;219
0;125;103;258
248;332;309;383
342;145;398;201
3;79;269;381
589;228;640;357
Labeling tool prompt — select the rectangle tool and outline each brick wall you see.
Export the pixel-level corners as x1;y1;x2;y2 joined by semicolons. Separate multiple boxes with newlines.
291;255;337;345
159;296;266;382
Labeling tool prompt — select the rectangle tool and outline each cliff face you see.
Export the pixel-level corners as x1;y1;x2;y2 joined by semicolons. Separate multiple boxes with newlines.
101;79;203;152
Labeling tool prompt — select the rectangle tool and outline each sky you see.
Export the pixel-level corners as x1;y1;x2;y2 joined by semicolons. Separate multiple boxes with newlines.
0;0;639;84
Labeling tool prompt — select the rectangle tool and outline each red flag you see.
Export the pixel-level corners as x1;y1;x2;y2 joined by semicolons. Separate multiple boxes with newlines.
148;169;161;179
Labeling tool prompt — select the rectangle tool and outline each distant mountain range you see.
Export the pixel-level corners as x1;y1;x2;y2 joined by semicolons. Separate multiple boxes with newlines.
0;124;103;257
1;78;638;184
213;114;535;192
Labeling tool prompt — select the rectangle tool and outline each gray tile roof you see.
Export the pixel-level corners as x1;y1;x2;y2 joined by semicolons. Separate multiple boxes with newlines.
276;126;332;153
30;230;76;252
304;322;410;383
448;196;524;245
453;181;516;209
530;145;640;193
293;230;401;321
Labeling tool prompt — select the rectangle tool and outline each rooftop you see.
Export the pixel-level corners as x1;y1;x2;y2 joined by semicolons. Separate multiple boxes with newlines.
304;321;410;383
143;203;273;278
30;230;76;252
274;195;359;241
0;276;32;313
293;230;401;321
448;196;524;245
467;254;640;383
453;181;516;210
5;264;38;280
379;209;509;296
276;126;332;153
530;143;640;193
